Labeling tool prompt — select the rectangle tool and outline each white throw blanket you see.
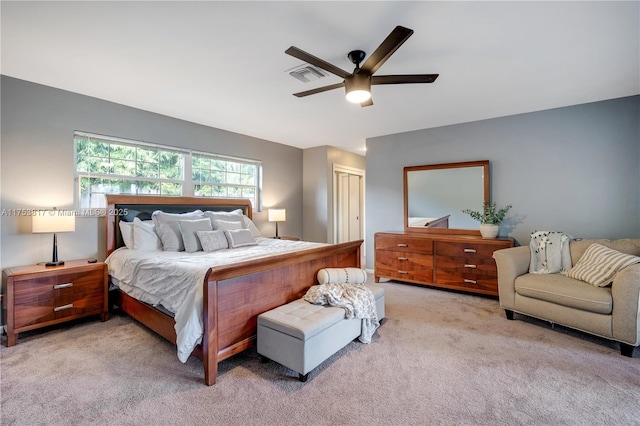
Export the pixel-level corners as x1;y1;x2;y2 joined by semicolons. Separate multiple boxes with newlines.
303;283;379;344
529;231;574;274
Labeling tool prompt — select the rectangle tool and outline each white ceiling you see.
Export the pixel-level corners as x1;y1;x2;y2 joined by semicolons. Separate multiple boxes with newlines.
2;1;638;154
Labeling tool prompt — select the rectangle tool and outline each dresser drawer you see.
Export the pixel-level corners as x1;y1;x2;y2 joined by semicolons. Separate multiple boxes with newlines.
375;234;433;254
435;255;498;276
13;269;104;305
14;288;104;329
434;268;498;294
376;250;434;282
435;241;504;258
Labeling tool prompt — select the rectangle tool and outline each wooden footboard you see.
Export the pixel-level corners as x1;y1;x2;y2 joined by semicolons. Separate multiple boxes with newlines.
202;240;361;385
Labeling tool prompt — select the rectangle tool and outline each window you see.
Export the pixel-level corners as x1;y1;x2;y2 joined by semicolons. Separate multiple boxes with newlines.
74;132;262;211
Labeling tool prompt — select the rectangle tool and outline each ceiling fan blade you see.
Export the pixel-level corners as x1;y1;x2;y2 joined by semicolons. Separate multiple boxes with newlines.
360;26;414;75
371;74;439;85
285;46;350;79
360;98;374;107
293;82;345;98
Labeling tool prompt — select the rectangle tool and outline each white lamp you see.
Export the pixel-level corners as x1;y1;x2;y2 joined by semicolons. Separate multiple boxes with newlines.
267;208;286;239
33;208;76;266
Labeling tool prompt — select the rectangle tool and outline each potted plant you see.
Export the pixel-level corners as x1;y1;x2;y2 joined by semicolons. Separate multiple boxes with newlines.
462;202;512;238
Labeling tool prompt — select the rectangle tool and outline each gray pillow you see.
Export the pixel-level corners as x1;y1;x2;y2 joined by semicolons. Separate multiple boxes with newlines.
179;218;213;252
204;209;246;230
224;229;257;248
152;210;205;251
197;230;229;252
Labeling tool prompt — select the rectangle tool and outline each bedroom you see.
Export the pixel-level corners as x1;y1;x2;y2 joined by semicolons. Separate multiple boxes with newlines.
1;1;639;424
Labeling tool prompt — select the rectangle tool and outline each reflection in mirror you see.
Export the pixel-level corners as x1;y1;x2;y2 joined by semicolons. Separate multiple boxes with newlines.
404;160;489;235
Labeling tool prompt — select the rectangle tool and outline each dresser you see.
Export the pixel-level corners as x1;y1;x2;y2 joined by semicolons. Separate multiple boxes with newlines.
374;232;513;296
2;259;109;346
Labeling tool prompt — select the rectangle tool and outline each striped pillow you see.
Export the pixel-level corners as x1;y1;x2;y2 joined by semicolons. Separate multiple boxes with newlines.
566;243;640;287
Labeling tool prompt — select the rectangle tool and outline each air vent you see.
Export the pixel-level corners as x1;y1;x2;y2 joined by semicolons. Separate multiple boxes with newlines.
288;65;327;83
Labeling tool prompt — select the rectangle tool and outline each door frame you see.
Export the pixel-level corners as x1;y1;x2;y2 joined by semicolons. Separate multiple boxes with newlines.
332;164;365;252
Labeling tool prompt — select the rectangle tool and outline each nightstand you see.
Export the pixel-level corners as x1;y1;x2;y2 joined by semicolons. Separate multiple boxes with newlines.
2;259;108;347
275;236;300;241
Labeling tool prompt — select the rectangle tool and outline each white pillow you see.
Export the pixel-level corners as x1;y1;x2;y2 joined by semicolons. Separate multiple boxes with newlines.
197;230;229;252
204;209;246;230
132;218;162;251
566;243;640;287
179;219;213;253
224;229;257;248
243;215;262;238
152;210;205;251
317;268;368;284
119;221;134;249
215;219;244;231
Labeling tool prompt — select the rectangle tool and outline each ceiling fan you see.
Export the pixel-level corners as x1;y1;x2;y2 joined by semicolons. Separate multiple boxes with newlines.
285;25;439;107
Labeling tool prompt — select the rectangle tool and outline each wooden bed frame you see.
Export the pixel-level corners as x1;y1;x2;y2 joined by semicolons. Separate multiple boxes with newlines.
105;195;362;385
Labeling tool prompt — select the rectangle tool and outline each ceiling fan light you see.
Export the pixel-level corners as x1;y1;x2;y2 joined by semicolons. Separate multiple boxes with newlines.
345;74;371;103
346;89;371;103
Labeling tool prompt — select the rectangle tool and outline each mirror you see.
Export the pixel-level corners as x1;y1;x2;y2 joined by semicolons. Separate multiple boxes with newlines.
404;160;489;235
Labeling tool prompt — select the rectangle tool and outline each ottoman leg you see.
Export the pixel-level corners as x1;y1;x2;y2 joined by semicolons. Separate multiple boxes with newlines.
299;373;309;382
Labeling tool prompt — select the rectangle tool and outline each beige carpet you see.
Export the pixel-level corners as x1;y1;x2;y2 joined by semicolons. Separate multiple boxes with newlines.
2;279;639;426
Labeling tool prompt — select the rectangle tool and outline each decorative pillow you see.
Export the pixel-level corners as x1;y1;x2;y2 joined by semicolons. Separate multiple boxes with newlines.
152;210;205;251
224;229;257;248
119;221;134;249
243;215;262;238
529;231;573;274
132;218;162;251
178;219;213;253
317;268;368;284
566;243;640;287
204;209;246;230
215;219;244;231
197;230;229;252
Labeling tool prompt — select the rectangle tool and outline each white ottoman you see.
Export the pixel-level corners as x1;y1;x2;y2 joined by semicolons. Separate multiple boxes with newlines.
257;285;385;381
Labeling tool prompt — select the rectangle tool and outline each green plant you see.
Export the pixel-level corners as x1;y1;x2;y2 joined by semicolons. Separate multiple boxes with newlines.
462;202;512;225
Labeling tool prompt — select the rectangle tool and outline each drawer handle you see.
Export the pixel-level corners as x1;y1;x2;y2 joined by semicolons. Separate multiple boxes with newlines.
463;248;477;253
398;271;408;274
398;257;408;261
397;243;408;247
464;279;477;284
53;283;73;290
54;303;73;312
464;264;477;269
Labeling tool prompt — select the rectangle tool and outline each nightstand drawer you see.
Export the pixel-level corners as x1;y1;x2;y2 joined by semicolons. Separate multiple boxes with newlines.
14;289;104;329
13;269;104;305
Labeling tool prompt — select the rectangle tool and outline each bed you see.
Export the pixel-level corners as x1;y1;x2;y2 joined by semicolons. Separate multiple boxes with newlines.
105;195;362;385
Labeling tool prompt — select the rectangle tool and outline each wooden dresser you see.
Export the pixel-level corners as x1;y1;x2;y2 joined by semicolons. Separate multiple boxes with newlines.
374;232;513;296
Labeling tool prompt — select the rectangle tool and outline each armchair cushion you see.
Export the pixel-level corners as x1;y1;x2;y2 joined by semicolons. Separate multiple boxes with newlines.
515;273;612;314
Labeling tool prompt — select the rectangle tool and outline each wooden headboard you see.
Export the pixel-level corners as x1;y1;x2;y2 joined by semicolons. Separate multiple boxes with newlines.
105;195;253;256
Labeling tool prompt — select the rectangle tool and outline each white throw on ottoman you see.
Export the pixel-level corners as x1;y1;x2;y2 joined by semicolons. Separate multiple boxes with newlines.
257;284;385;382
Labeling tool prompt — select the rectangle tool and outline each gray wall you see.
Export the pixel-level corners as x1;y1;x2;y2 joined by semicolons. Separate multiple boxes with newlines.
365;95;640;269
1;76;303;268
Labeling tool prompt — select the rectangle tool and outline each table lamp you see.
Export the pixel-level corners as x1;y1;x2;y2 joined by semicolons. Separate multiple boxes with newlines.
32;208;76;266
268;208;286;239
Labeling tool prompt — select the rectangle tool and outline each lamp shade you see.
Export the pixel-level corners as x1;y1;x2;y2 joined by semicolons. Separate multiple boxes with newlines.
268;208;286;222
33;211;76;234
345;73;372;103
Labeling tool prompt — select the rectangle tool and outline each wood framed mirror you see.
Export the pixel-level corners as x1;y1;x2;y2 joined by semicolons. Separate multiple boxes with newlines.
404;160;490;235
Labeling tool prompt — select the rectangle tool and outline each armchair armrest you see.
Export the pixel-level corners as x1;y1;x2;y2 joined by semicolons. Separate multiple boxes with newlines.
611;263;640;346
493;246;531;309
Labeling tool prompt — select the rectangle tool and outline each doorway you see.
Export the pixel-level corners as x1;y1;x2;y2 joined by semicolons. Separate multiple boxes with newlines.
333;164;365;261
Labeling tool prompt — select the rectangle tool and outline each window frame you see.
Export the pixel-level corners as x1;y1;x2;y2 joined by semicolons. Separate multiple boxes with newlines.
74;131;262;214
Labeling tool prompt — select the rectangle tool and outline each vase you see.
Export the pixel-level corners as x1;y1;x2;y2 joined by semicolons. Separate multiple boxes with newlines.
480;224;499;239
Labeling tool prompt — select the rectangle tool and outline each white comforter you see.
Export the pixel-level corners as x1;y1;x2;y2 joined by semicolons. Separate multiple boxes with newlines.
106;237;325;362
